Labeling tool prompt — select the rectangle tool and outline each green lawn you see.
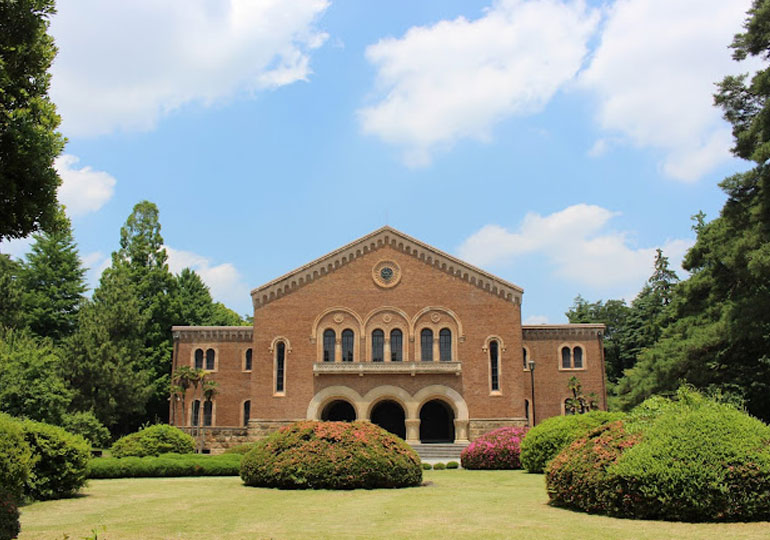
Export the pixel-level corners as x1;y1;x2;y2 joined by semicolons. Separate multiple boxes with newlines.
18;471;770;540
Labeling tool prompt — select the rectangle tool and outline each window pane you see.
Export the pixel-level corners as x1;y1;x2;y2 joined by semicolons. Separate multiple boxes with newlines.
243;400;250;426
323;329;335;363
342;329;354;362
390;329;403;362
522;347;528;369
192;400;200;426
421;329;433;362
372;330;384;362
439;328;452;362
194;349;203;370
276;342;285;392
490;340;499;391
203;401;213;426
573;347;583;368
245;348;252;371
205;348;215;370
561;347;571;369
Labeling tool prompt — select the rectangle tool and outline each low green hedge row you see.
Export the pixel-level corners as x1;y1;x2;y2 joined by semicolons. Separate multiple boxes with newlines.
111;425;195;458
88;453;242;478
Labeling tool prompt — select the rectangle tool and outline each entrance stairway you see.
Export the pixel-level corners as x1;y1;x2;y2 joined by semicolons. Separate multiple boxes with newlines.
409;442;470;462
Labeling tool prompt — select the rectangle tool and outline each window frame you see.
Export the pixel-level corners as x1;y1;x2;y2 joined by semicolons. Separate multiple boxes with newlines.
274;341;286;396
489;339;501;394
557;344;587;371
371;329;384;362
244;348;253;372
420;328;434;362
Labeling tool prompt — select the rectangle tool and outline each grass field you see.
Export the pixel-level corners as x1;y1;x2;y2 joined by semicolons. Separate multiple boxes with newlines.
18;470;770;540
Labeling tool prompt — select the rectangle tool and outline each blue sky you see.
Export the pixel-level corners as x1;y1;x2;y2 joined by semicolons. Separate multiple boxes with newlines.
0;0;757;323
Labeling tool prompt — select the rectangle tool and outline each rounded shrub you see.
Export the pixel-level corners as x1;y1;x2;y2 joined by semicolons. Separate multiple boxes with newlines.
223;443;254;455
546;389;770;522
240;421;422;489
446;461;459;469
0;413;30;540
433;462;446;470
61;411;111;449
111;424;194;458
520;410;623;473
0;491;20;540
422;462;432;470
20;419;90;501
460;426;529;470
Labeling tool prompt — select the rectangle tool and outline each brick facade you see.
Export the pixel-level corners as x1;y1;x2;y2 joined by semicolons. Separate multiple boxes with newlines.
170;227;606;452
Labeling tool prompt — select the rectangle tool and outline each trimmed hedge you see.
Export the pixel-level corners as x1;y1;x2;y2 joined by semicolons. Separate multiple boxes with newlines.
240;421;422;489
446;461;459;469
20;419;90;501
88;453;242;478
520;411;623;473
0;413;30;540
546;389;770;522
460;426;529;470
111;425;194;458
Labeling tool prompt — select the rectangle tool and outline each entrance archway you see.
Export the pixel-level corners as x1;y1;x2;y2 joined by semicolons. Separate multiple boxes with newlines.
370;400;406;439
321;400;356;421
419;400;455;443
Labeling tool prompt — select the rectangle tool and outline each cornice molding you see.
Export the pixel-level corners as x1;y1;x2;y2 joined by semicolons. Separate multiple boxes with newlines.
250;226;524;310
522;324;605;340
172;326;253;343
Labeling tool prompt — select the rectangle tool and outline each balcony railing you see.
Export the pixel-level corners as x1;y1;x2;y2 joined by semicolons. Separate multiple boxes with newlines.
313;361;462;376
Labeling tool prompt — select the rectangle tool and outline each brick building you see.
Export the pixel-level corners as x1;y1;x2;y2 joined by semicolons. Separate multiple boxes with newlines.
170;227;606;451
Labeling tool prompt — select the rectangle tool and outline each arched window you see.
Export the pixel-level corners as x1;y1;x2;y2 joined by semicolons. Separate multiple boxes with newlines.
490;340;500;391
390;329;403;362
275;341;286;393
194;349;203;370
191;400;201;426
323;329;335;363
243;400;251;426
203;401;213;426
439;328;452;362
524;399;530;424
341;329;354;362
522;347;528;370
561;347;571;369
420;329;433;362
244;348;252;371
205;348;215;370
573;346;583;368
372;329;384;362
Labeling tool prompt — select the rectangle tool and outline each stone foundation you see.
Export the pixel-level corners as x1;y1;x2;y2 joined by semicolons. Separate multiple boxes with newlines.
468;418;528;441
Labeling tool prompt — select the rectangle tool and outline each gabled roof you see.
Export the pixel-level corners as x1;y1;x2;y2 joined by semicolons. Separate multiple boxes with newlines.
250;226;524;310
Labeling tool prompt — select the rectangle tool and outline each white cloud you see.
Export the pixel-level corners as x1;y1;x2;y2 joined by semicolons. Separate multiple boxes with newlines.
524;315;550;325
580;0;755;182
165;246;248;309
0;237;33;259
56;155;116;216
457;204;693;289
358;0;599;166
81;251;111;293
50;0;330;136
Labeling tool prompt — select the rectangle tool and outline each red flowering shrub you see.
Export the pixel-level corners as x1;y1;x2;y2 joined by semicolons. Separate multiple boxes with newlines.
0;492;19;540
240;421;422;489
460;426;528;470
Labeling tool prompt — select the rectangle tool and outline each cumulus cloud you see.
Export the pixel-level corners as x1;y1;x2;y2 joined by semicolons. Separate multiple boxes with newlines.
81;251;111;292
165;246;248;309
457;204;692;289
56;155;117;216
579;0;754;182
50;0;330;136
358;0;599;166
524;314;550;325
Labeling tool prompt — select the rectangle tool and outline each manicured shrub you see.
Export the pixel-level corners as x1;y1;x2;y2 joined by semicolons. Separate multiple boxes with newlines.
61;411;111;449
20;419;90;501
88;453;242;478
460;426;529;470
433;462;446;470
223;443;254;455
422;462;432;470
111;424;194;458
0;414;30;540
546;389;770;522
520;410;623;473
446;461;459;469
240;421;422;489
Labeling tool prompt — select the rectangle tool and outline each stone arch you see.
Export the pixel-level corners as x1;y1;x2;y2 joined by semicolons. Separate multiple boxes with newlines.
362;385;416;419
410;306;464;340
306;386;365;420
269;335;292;353
413;385;469;421
310;307;364;341
362;307;411;362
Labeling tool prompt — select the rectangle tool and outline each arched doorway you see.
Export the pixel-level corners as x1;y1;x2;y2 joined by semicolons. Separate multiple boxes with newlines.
370;400;406;439
419;400;455;443
321;400;356;421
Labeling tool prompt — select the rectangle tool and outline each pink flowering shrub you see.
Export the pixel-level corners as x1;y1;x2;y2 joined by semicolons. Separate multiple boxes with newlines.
240;421;421;489
460;426;529;470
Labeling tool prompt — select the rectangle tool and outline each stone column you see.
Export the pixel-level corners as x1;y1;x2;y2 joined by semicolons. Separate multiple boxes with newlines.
433;338;439;363
454;419;470;443
405;419;421;444
384;338;391;363
335;338;341;363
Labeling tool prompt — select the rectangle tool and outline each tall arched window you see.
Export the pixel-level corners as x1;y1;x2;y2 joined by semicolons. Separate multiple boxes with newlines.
561;346;571;369
439;328;452;362
372;329;384;362
191;400;201;426
203;401;213;426
243;400;251;426
490;340;500;391
390;329;403;362
205;348;215;370
524;399;530;424
275;341;286;393
194;349;203;369
341;329;354;362
421;329;433;362
573;346;583;368
244;348;252;371
323;329;335;363
522;347;528;370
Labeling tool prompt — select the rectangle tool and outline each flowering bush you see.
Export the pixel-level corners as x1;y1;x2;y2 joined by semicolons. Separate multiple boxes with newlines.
240;421;422;489
460;426;528;470
546;389;770;522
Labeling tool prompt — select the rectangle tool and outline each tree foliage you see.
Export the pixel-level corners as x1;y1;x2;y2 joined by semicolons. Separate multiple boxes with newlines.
0;0;65;241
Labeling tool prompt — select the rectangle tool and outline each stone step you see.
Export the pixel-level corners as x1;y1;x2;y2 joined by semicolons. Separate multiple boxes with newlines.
409;443;469;460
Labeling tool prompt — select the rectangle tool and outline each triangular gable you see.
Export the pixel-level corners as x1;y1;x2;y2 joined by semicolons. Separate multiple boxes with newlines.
250;226;524;310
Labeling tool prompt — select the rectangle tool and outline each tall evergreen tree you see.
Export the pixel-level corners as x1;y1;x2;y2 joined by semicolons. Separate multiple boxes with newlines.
0;254;23;329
